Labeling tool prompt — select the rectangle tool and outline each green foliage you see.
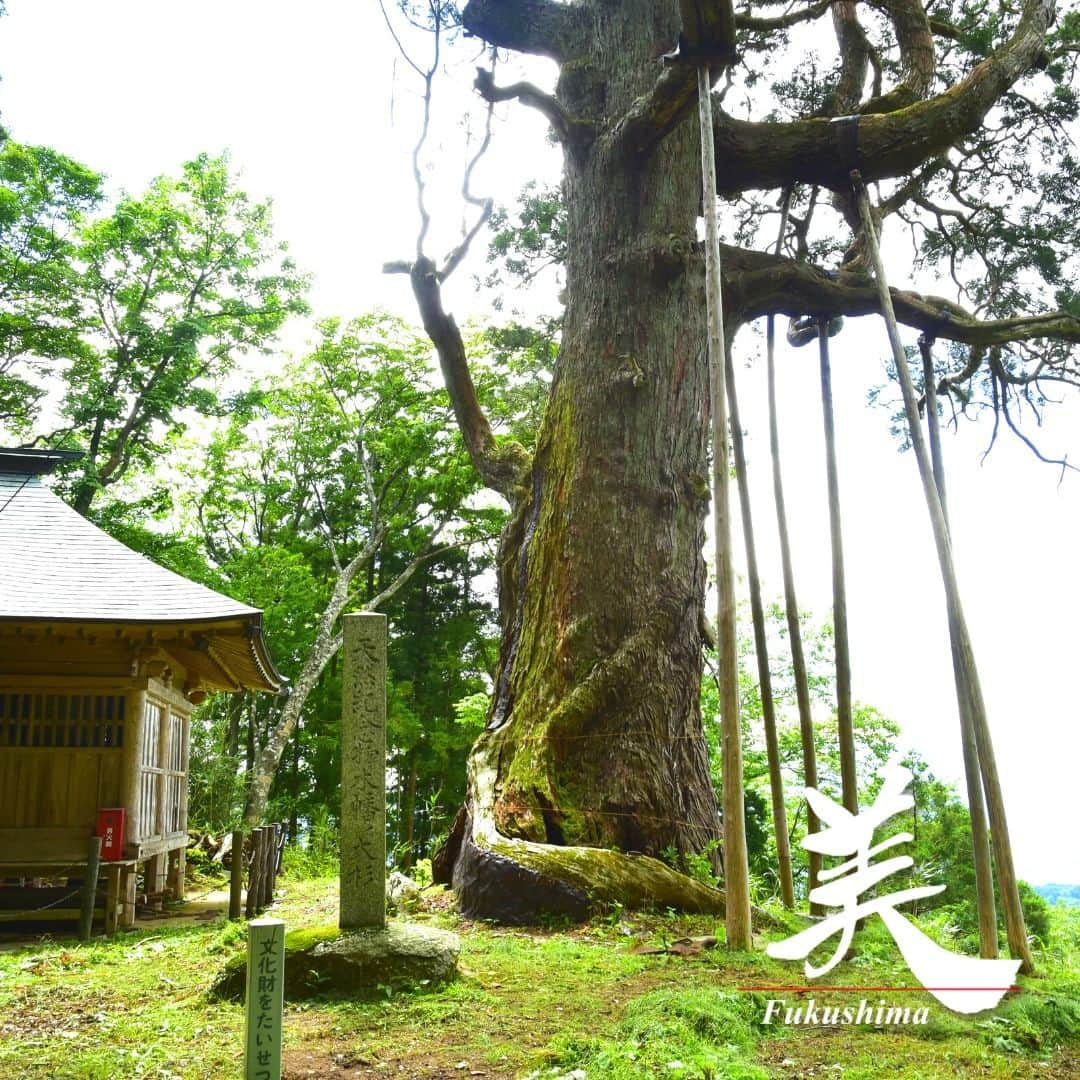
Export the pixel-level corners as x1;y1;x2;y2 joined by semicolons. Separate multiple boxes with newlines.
703;602;1065;952
979;990;1080;1057
170;312;513;847
484;180;566;304
1017;881;1052;946
280;811;340;880
468;319;556;452
15;150;309;513
0;876;1076;1079
0;138;102;430
703;606;899;900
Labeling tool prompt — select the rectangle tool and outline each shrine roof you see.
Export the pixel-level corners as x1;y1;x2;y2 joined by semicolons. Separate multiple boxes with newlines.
0;455;281;693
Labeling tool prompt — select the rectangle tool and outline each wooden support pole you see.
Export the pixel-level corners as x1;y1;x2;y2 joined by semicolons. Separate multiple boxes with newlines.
79;836;102;942
852;171;1033;974
273;824;281;895
167;847;186;903
121;688;146;849
230;829;245;920
120;865;136;929
245;918;284;1080
697;62;752;950
818;321;859;816
258;828;270;911
920;336;998;959
246;830;264;919
261;826;277;908
767;311;824;915
105;864;121;936
725;358;795;909
145;852;167;911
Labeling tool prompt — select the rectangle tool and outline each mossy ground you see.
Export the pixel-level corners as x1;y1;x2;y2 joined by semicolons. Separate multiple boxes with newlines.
0;872;1076;1079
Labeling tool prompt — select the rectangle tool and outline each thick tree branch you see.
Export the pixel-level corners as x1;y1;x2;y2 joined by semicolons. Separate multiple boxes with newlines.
832;2;871;112
734;1;831;33
713;0;1055;192
387;256;531;506
473;67;595;147
723;245;1080;348
859;0;936;113
462;0;590;63
611;67;699;156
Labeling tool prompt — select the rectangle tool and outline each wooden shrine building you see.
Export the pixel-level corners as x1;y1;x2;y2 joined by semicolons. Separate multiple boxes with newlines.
0;448;282;932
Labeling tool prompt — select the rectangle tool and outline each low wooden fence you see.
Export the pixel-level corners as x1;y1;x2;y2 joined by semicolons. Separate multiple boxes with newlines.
226;824;286;920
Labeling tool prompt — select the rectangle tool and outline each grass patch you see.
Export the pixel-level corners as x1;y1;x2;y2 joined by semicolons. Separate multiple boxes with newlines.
540;987;772;1079
0;878;1076;1078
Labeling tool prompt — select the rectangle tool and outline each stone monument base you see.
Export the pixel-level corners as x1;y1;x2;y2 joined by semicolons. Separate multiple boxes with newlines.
212;922;460;1001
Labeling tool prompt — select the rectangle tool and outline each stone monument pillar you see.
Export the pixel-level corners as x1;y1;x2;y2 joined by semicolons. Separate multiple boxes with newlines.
340;611;387;930
209;608;461;1001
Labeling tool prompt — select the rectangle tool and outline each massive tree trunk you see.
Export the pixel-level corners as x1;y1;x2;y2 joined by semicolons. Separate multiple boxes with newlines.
397;0;1073;927
469;12;720;878
401;2;744;924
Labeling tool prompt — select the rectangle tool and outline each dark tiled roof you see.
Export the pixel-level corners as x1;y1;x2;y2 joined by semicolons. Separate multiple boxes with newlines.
0;471;283;692
0;472;259;623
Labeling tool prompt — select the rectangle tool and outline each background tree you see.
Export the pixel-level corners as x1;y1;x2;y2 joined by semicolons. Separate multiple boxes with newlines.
186;313;507;827
0;138;100;430
34;152;307;514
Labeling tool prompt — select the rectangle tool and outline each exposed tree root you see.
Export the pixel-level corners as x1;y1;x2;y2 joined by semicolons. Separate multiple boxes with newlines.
437;739;779;930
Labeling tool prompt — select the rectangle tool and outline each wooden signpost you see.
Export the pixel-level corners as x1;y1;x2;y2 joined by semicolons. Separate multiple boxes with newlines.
244;917;285;1080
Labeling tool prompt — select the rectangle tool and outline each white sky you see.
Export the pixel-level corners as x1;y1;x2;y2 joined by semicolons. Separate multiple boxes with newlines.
1;0;1076;884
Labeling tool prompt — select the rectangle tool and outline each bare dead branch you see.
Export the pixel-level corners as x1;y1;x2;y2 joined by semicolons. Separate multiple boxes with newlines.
442;73;498;279
383;14;534;509
409;257;531;504
988;352;1078;477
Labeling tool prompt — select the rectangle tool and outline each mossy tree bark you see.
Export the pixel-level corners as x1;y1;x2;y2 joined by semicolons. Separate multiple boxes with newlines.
390;0;1076;925
477;29;724;874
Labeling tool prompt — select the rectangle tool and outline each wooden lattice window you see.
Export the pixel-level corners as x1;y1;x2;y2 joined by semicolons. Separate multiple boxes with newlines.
0;692;125;749
164;712;186;834
138;699;163;839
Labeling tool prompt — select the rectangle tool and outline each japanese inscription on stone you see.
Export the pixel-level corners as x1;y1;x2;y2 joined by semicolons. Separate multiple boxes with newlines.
340;612;387;929
245;917;284;1080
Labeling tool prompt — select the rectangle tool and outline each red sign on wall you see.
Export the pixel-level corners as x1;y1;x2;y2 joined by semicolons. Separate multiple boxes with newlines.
96;808;126;861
